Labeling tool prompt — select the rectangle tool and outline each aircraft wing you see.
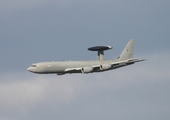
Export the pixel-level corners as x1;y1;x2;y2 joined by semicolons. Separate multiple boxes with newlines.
64;58;146;73
65;67;82;73
64;65;101;73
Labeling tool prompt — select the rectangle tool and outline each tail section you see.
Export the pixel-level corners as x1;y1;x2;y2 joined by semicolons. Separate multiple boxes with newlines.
118;40;135;60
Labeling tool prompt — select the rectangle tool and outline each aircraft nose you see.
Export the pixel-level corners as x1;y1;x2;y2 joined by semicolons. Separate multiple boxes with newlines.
27;66;37;73
27;67;32;72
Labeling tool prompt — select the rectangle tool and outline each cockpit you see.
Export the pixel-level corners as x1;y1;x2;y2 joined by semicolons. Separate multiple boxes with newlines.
31;64;37;67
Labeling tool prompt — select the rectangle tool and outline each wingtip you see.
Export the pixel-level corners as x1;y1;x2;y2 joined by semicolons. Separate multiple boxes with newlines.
143;58;148;61
139;59;148;62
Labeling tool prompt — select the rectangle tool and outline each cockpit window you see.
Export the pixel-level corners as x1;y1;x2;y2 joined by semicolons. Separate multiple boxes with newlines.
31;65;36;67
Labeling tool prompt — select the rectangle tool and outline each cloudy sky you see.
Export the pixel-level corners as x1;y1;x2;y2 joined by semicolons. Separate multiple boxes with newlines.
0;0;170;120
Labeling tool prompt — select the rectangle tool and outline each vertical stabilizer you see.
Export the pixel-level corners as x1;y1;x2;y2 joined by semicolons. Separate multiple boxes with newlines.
118;40;135;60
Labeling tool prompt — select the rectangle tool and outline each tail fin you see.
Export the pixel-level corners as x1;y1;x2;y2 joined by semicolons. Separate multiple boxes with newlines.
118;40;135;60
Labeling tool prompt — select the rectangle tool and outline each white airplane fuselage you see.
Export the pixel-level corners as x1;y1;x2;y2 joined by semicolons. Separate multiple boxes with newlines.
27;60;130;74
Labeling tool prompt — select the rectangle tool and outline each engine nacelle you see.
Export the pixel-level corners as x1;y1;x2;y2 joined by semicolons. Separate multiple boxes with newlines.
81;67;93;73
100;64;112;70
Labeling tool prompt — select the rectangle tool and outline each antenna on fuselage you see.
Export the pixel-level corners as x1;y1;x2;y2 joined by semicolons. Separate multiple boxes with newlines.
88;46;112;61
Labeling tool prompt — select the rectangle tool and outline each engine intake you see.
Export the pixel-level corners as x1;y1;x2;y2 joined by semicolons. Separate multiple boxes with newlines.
100;64;112;70
81;67;93;73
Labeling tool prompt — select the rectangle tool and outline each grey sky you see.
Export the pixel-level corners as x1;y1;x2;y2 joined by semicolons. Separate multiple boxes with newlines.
0;0;170;120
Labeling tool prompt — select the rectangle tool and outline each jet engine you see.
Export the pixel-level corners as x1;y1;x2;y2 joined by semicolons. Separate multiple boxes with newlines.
100;64;112;70
81;67;93;73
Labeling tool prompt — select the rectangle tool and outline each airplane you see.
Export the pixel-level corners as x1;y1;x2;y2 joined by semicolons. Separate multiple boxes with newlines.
27;40;146;75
